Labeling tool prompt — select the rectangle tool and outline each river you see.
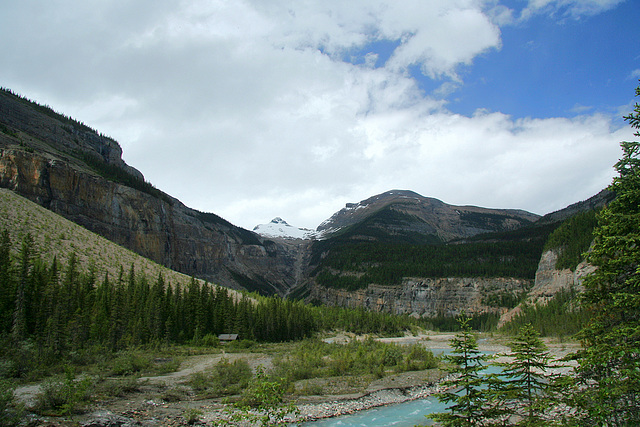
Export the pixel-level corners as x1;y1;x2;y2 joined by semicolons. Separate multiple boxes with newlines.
301;396;446;426
301;349;499;427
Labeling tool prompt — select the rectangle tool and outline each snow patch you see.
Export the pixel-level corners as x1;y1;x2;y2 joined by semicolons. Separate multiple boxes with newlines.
253;218;319;240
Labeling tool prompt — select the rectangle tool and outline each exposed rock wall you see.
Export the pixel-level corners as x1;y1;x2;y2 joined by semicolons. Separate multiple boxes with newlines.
0;146;298;294
498;249;594;326
309;277;532;318
0;89;305;294
528;249;593;304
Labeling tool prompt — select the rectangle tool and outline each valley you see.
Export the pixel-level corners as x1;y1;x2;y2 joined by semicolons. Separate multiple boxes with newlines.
0;84;638;426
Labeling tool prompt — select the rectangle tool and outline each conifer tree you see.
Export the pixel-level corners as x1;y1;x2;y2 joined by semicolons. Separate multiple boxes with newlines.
429;314;493;426
12;234;34;342
493;324;556;426
572;82;640;425
0;229;13;333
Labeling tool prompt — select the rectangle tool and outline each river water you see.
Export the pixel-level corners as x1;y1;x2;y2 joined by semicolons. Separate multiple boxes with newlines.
301;396;446;426
301;349;498;427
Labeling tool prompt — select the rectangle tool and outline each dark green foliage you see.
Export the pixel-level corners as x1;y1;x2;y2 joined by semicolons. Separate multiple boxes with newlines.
0;230;425;379
570;85;640;425
492;324;557;425
423;312;501;333
35;367;93;415
482;290;526;309
429;315;493;426
0;380;23;426
313;239;545;291
543;210;598;270
499;288;588;337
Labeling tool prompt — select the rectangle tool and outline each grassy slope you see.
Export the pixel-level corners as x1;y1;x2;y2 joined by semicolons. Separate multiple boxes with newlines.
0;188;212;289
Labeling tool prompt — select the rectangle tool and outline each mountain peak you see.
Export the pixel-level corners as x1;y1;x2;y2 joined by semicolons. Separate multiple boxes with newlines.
316;189;540;241
254;218;317;240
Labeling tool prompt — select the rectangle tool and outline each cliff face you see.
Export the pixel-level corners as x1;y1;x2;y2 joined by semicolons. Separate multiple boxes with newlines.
308;277;531;318
528;249;594;303
0;90;299;294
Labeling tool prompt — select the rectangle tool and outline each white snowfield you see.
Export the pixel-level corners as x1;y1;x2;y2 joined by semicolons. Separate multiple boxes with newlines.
253;217;321;240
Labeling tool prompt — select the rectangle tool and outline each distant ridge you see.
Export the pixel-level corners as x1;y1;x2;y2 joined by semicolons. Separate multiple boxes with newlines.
316;189;540;242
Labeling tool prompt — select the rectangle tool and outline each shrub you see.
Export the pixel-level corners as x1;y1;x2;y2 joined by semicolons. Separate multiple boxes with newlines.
0;380;24;426
35;368;93;415
108;351;152;376
188;358;251;398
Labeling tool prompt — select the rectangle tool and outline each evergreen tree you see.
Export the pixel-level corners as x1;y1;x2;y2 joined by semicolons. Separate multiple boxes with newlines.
572;82;640;425
429;315;493;426
12;234;34;342
493;324;556;426
0;230;14;333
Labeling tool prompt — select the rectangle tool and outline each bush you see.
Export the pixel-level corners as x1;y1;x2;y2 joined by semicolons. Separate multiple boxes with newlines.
188;358;251;398
402;344;438;371
35;368;93;415
95;376;140;398
0;380;24;426
108;351;152;376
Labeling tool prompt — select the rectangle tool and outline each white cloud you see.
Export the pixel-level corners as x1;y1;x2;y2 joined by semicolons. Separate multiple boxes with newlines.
520;0;625;20
0;0;632;230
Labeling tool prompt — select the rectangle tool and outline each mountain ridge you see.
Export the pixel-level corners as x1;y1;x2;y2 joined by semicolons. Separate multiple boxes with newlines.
0;87;607;305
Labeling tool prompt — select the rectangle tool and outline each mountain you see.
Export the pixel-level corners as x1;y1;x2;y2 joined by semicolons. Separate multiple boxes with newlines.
0;88;300;295
253;217;318;239
316;189;540;243
0;87;607;316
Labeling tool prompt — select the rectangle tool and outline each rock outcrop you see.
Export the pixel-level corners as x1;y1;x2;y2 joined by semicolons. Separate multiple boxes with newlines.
308;277;531;318
528;249;594;304
0;89;299;294
498;249;595;326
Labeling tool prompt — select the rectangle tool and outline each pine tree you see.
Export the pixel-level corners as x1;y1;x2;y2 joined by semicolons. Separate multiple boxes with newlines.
493;324;556;426
12;234;34;342
0;229;14;333
429;314;493;426
572;82;640;425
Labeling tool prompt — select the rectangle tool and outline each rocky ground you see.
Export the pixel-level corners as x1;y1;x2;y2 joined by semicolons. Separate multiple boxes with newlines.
13;333;580;426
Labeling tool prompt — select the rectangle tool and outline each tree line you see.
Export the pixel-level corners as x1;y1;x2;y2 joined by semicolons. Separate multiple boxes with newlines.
0;230;422;379
313;239;546;291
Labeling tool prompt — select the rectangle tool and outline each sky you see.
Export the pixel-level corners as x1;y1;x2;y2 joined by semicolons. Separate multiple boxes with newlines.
1;0;639;231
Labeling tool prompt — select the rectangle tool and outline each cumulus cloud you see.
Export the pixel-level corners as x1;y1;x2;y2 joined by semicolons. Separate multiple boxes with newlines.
0;0;633;229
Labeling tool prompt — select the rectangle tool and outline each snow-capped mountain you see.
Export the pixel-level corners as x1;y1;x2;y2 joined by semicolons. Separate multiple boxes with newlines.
253;217;318;240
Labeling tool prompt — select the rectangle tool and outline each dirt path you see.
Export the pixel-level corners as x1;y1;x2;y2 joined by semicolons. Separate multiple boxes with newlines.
139;351;273;386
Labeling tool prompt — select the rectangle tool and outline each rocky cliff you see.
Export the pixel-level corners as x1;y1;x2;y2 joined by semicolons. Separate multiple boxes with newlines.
0;89;299;294
308;277;531;318
527;249;594;303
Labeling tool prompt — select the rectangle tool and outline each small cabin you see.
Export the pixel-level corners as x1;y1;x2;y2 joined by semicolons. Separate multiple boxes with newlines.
218;333;239;343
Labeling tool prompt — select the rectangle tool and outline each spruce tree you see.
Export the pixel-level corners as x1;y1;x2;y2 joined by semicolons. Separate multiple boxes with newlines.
0;229;13;333
494;324;556;426
429;314;493;426
572;82;640;425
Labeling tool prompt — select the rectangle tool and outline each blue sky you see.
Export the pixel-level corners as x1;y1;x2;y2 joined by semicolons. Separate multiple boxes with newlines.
0;0;638;230
447;1;640;120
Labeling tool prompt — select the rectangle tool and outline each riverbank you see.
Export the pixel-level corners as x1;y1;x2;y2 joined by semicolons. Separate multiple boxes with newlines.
12;333;579;426
295;377;453;422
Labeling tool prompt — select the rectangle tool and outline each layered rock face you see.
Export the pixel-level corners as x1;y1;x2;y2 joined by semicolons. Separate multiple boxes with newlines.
0;90;298;294
528;249;594;304
308;277;531;318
